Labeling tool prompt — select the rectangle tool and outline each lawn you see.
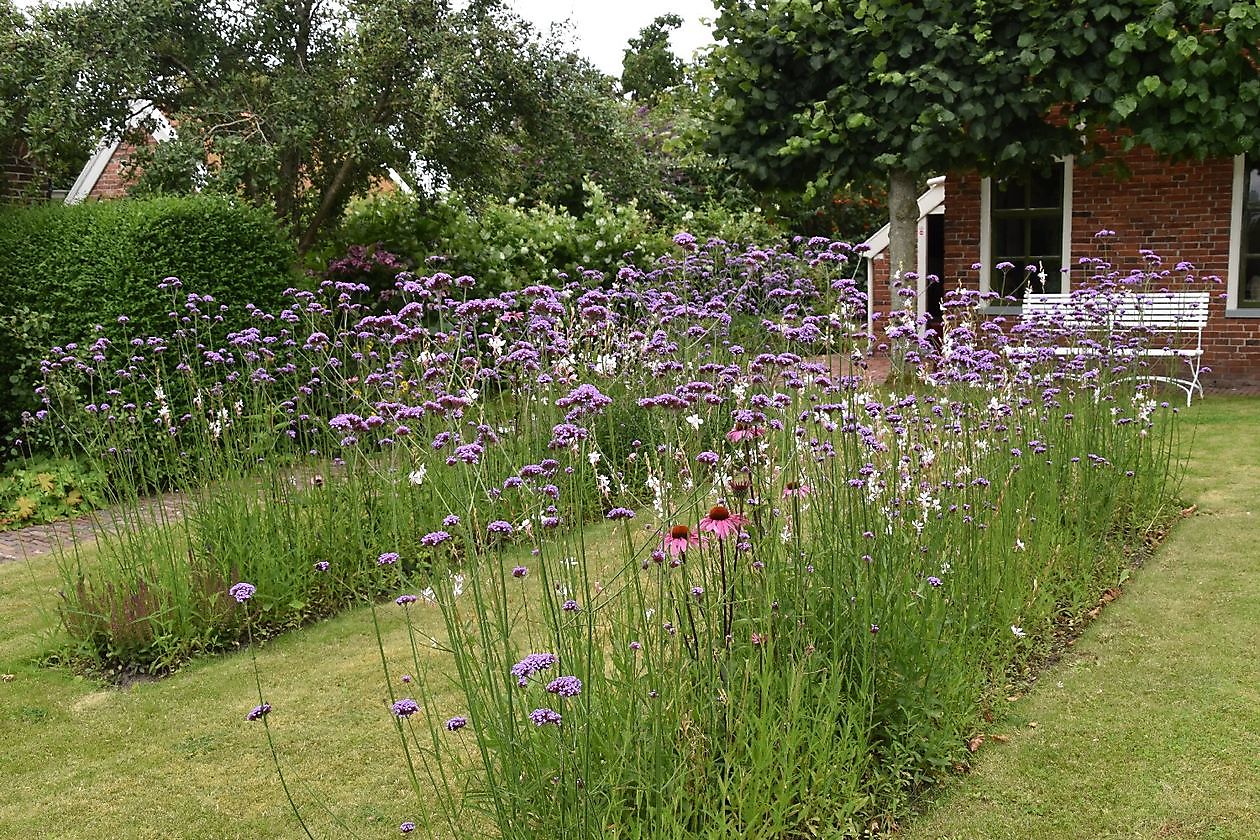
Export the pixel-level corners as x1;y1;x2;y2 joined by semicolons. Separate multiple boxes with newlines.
0;526;628;839
897;395;1260;839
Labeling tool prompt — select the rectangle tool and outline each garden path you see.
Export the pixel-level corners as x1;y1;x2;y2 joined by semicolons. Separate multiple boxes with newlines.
899;395;1260;839
0;491;186;564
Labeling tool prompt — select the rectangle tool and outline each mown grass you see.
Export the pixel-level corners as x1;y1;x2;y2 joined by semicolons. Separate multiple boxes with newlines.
0;521;626;839
898;396;1260;839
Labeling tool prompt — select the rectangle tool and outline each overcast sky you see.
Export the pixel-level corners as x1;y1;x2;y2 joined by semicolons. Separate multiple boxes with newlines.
14;0;720;79
508;1;718;76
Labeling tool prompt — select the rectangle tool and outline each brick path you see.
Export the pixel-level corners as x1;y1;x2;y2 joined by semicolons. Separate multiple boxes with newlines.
0;492;186;563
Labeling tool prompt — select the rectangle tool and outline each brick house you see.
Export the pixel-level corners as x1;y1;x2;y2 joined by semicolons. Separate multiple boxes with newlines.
64;104;176;203
863;150;1260;386
62;102;413;205
1;141;59;202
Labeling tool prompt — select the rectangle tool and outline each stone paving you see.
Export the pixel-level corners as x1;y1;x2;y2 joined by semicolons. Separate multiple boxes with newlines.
0;492;186;564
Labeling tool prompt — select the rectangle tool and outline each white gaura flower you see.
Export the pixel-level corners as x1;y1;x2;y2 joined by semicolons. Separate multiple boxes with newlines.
409;465;428;486
1011;625;1026;638
685;414;703;431
451;574;465;597
587;450;602;467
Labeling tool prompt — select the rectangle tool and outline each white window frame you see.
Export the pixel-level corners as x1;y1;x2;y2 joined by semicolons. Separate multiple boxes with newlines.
1226;153;1260;317
979;156;1074;309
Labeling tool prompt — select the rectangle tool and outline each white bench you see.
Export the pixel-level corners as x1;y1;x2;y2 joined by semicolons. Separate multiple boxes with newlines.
1006;291;1209;404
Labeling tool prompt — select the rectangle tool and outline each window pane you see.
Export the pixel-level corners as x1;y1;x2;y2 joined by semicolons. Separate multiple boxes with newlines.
993;217;1026;256
1034;259;1063;295
1026;166;1064;209
1247;212;1260;257
992;178;1026;210
992;266;1034;300
1248;166;1260;207
1029;216;1062;255
1244;257;1260;304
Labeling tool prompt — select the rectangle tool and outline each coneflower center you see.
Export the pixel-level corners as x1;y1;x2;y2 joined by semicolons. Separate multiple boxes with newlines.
707;505;730;521
670;524;690;540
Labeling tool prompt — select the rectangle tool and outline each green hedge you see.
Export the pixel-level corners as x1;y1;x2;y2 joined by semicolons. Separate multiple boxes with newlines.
0;195;296;448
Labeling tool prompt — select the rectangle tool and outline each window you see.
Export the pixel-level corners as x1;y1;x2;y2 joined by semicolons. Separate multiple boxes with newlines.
1237;155;1260;308
988;162;1066;299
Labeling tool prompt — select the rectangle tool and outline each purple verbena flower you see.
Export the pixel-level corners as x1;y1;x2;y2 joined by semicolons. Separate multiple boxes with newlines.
445;716;468;732
229;582;256;603
246;703;271;721
529;707;562;727
392;698;420;718
420;530;451;547
511;652;558;686
546;676;582;697
378;552;400;566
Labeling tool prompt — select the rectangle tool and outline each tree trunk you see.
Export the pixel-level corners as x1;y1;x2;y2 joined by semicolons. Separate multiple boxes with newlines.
297;158;357;255
887;167;920;294
885;167;920;381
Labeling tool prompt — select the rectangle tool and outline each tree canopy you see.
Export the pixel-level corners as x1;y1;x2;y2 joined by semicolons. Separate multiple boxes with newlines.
7;0;635;251
621;14;686;103
710;0;1260;276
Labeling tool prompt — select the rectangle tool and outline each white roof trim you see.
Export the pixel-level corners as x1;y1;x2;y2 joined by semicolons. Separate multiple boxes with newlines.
861;175;946;258
65;137;123;204
64;100;176;205
386;167;414;194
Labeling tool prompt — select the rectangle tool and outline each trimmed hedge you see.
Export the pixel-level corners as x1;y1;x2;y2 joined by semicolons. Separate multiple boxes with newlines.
0;195;296;447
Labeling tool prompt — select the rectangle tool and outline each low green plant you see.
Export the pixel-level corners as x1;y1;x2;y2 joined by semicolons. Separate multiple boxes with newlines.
0;456;107;530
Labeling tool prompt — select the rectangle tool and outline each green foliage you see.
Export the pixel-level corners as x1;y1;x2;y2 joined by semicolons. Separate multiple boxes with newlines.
320;185;791;297
24;0;618;252
0;1;117;190
436;185;668;294
0;195;295;447
0;456;108;529
621;14;686;103
710;0;1260;193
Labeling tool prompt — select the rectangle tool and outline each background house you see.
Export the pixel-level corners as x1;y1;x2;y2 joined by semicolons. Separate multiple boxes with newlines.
863;149;1260;386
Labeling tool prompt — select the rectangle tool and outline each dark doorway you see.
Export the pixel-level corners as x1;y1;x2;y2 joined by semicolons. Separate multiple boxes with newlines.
926;213;945;340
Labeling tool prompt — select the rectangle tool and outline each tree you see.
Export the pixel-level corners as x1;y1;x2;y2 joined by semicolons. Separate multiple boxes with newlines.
709;1;1260;286
621;14;685;103
0;1;141;191
26;0;588;252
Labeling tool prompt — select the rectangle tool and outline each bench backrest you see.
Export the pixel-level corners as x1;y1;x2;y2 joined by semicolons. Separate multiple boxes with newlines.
1021;291;1209;333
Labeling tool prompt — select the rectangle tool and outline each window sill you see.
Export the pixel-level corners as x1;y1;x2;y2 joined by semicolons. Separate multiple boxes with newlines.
1225;308;1260;318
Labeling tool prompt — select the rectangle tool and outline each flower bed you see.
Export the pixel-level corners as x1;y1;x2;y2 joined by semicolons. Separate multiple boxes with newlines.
30;237;1194;833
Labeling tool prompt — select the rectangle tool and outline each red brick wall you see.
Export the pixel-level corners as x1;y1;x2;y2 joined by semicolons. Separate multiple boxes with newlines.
942;153;1260;386
87;141;141;199
1;143;41;202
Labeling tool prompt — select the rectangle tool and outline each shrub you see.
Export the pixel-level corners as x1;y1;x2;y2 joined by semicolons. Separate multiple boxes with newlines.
320;183;794;298
0;195;296;449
